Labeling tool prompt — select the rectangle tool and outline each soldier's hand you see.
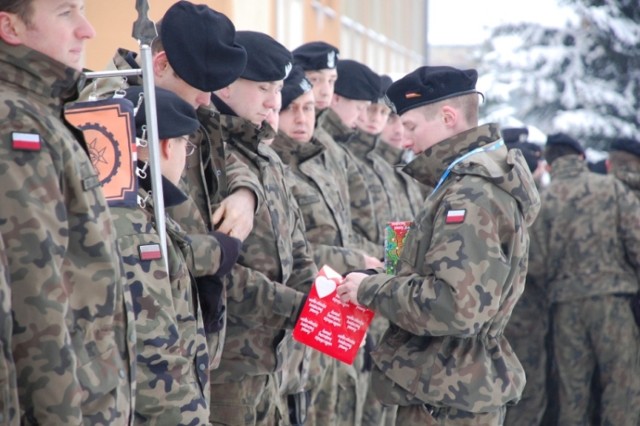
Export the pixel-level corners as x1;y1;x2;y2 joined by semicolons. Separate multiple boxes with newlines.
337;272;368;305
212;188;256;241
363;254;383;269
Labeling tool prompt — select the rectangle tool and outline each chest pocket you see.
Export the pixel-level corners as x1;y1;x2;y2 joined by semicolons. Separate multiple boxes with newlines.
398;202;435;273
296;194;322;206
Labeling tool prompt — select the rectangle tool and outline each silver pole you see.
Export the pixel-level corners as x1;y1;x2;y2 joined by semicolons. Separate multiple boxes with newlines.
83;69;143;79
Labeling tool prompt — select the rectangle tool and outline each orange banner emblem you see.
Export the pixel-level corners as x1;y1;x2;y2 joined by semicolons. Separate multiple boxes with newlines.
65;99;138;207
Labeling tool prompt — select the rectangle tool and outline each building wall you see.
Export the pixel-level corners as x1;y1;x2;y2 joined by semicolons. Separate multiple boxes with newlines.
84;0;426;76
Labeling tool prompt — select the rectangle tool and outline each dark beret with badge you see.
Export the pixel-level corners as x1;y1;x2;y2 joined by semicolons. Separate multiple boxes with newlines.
293;41;339;71
610;137;640;157
546;132;585;155
387;65;480;115
160;1;247;92
124;86;199;140
235;31;293;82
501;127;529;145
334;59;382;102
281;65;313;110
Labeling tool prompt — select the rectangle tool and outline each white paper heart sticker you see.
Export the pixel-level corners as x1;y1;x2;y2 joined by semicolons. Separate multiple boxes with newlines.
315;276;337;298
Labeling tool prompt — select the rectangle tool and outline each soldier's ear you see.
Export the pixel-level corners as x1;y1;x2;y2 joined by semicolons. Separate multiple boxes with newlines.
441;105;457;128
152;51;171;78
0;12;24;45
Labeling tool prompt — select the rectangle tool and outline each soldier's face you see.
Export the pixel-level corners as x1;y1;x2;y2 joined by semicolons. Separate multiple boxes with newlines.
305;69;337;111
400;107;448;154
3;0;95;70
330;95;370;129
279;91;316;143
222;78;283;127
355;103;391;135
380;113;407;149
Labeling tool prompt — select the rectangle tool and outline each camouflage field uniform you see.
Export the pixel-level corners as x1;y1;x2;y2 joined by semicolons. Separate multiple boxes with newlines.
610;150;640;199
0;43;136;424
209;107;317;426
530;155;640;425
271;132;371;425
316;109;382;259
110;173;213;425
356;124;540;423
0;235;18;426
83;48;263;369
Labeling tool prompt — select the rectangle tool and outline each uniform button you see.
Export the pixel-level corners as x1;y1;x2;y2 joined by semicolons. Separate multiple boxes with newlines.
119;369;126;379
199;363;206;371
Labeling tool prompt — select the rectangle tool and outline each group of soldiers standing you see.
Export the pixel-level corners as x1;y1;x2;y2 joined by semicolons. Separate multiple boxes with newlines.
1;0;639;425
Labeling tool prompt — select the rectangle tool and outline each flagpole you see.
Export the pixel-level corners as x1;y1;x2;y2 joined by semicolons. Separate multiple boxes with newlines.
132;0;168;270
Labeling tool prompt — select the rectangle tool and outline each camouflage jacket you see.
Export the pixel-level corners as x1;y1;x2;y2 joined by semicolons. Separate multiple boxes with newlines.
0;236;19;426
110;174;210;425
82;47;262;369
0;43;136;424
374;139;430;217
531;156;640;303
611;152;640;200
316;109;383;258
270;132;367;274
357;124;540;412
212;109;317;382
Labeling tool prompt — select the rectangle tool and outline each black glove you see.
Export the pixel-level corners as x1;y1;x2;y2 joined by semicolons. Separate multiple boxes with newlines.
211;231;242;278
195;275;225;334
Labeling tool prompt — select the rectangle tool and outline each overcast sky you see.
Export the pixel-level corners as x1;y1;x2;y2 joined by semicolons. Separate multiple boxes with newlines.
428;0;576;45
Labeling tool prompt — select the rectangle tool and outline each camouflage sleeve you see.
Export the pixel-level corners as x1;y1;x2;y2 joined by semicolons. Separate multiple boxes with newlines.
225;146;264;212
0;238;19;425
349;231;384;260
346;154;381;246
225;265;306;330
357;197;513;337
312;243;366;275
183;233;224;277
616;179;640;271
285;198;318;295
0;141;83;423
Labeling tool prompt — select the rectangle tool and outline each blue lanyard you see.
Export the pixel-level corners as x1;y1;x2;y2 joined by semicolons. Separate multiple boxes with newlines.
431;140;504;195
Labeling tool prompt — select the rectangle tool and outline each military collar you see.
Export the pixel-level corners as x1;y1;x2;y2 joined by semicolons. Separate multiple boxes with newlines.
138;161;188;208
0;42;83;104
375;140;405;166
402;123;502;187
271;132;324;165
317;108;354;143
549;155;588;179
347;130;377;159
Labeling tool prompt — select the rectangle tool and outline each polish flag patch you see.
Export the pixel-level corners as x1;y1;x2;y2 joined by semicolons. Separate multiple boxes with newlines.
445;209;466;224
12;132;41;151
138;243;162;261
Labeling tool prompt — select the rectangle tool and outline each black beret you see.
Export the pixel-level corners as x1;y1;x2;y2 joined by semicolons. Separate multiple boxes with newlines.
510;141;542;173
380;75;393;94
160;2;247;92
387;66;479;115
501;127;529;144
236;31;293;82
281;66;313;110
334;60;381;102
610;137;640;157
125;86;199;140
546;132;584;155
292;41;339;71
587;159;608;174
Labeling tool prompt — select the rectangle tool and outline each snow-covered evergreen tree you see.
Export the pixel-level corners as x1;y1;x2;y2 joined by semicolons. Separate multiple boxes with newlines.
479;0;639;150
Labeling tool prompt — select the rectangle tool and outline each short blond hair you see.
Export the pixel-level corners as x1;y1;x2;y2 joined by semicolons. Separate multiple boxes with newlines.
420;93;479;124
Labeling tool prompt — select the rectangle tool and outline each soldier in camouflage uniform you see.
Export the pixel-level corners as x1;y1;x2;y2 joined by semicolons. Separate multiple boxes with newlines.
0;1;136;423
294;44;383;260
209;31;318;426
530;133;640;425
82;1;261;369
339;66;541;425
0;235;18;425
112;86;242;424
609;137;640;199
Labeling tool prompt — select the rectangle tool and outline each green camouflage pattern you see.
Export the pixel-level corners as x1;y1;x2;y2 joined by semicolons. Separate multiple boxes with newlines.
110;177;210;425
0;235;19;426
210;374;281;425
271;132;367;274
531;156;640;303
374;139;431;215
609;150;640;199
356;124;540;413
316;109;383;259
530;155;640;425
213;114;317;383
0;43;136;424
